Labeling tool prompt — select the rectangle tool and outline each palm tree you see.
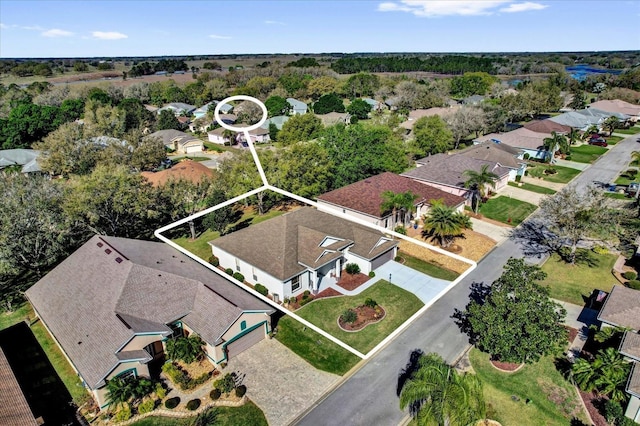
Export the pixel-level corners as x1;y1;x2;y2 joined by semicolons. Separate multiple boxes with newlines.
543;131;569;163
463;165;499;213
222;129;235;145
571;347;631;402
380;191;418;229
399;352;485;426
105;376;136;410
166;334;205;364
421;200;472;248
568;128;580;146
603;116;620;136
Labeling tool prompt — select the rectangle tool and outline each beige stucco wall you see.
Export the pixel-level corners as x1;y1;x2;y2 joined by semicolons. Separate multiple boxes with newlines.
625;395;640;422
221;312;269;343
95;361;151;408
120;334;164;352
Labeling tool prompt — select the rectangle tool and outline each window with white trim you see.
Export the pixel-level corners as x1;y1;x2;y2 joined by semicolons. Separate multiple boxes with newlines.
252;267;257;281
235;258;241;272
291;275;300;292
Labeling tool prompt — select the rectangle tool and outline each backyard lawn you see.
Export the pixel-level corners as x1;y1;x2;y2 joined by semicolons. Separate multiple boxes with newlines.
397;251;460;281
479;196;537;225
569;145;608;164
296;281;424;354
470;349;589;426
540;252;618;305
526;164;581;184
508;181;556;195
275;315;360;375
130;402;268;426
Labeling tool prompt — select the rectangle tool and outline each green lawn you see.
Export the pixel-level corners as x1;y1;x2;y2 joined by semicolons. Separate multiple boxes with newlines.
615;170;638;186
526;164;581;184
605;135;624;145
203;142;224;152
398;251;460;281
540;252;618;305
508;181;556;195
613;126;640;135
479;196;537;225
130;402;267;426
173;208;288;260
470;349;589;426
275;316;360;375
0;303;32;330
604;192;633;200
296;281;424;353
569;145;608;164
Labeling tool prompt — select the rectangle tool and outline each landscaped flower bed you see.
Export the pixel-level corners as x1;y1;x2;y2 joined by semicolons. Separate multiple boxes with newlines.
338;304;386;331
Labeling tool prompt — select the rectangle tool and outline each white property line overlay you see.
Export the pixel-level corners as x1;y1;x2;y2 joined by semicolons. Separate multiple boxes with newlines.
155;95;477;360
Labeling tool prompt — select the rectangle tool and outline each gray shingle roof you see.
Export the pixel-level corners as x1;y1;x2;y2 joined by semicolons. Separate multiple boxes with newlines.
627;361;640;398
147;129;201;149
620;331;640;362
456;141;522;169
0;348;38;426
210;207;397;281
598;285;640;330
26;235;272;390
403;154;511;189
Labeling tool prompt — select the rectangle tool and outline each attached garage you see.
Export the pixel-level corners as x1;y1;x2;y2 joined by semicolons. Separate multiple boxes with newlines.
370;249;395;271
225;323;266;359
185;144;203;154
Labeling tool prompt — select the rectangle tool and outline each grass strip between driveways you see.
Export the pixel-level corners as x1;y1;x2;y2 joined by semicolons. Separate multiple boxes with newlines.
295;280;424;354
275;316;360;376
613;126;640;135
569;145;608;164
397;252;460;281
540;252;618;305
130;402;268;426
478;196;537;225
470;348;590;425
526;164;581;184
508;181;556;195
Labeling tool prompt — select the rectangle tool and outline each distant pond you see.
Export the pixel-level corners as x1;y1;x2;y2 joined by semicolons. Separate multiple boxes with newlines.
565;64;623;81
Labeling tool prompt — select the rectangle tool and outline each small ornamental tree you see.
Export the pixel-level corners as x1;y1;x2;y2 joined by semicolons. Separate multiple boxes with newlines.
457;258;567;364
346;98;372;119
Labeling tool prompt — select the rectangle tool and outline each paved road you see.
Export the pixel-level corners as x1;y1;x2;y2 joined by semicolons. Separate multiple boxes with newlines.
295;135;639;426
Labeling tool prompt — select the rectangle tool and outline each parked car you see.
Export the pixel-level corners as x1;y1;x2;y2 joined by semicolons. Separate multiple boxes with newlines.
589;139;608;147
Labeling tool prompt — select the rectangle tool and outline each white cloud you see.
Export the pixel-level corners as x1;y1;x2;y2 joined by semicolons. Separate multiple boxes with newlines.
264;20;286;25
0;23;8;29
500;2;547;12
209;34;231;39
377;1;547;16
92;31;128;40
21;25;45;31
42;28;74;37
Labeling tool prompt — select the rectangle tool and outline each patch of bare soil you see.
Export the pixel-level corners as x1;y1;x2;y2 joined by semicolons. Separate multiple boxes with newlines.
538;380;584;419
336;273;370;291
578;390;608;426
490;359;523;372
565;326;579;346
338;305;386;331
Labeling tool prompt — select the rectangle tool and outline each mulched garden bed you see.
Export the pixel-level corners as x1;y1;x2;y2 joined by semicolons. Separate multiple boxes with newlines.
565;326;579;345
489;359;523;372
578;390;608;426
338;305;386;331
336;273;370;291
315;287;343;299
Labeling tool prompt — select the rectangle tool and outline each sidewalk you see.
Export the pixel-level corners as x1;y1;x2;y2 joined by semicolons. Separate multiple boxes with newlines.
469;217;511;243
554;299;600;361
553;158;590;171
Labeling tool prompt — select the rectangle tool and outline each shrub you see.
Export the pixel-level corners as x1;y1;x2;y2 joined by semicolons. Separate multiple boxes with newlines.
155;382;166;399
303;290;311;297
341;309;357;324
623;271;638;280
394;256;402;262
232;272;245;282
364;298;378;308
592;245;609;255
186;398;201;411
210;388;222;400
235;384;247;397
208;255;219;267
345;263;361;275
627;280;640;290
368;271;375;278
225;268;233;275
544;166;557;175
137;398;155;415
523;153;530;160
564;155;572;161
254;283;268;296
283;297;289;305
164;397;180;410
299;297;313;306
214;372;237;394
515;174;522;182
394;225;407;235
604;400;623;423
113;404;131;422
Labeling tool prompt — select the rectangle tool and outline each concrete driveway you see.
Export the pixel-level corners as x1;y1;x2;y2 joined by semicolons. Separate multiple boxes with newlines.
373;261;452;303
225;338;339;426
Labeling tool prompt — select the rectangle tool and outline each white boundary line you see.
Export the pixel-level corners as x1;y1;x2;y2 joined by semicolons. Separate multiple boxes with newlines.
154;95;477;361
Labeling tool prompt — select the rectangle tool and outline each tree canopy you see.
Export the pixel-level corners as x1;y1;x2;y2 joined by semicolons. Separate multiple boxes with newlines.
264;95;289;117
277;114;324;146
412;116;453;157
421;200;472;248
313;93;345;114
346;98;372;119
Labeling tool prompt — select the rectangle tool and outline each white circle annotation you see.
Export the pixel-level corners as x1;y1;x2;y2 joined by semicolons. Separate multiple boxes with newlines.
214;95;268;132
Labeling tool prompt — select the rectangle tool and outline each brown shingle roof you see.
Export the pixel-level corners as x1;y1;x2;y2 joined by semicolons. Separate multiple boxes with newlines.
317;172;464;218
210;207;397;281
598;285;640;330
141;160;214;187
403;154;511;189
456;141;522;169
26;236;272;390
524;119;572;134
627;362;640;398
0;348;38;426
478;127;552;151
620;331;640;362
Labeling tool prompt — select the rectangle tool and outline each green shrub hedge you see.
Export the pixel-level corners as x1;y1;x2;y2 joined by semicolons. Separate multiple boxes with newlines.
165;397;180;409
623;271;638;280
225;268;233;275
233;272;245;282
235;384;247;397
627;280;640;290
210;388;221;400
186;398;201;411
254;283;268;296
137;398;155;414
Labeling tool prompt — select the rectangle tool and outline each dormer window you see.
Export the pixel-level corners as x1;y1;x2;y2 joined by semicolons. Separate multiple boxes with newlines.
320;236;342;247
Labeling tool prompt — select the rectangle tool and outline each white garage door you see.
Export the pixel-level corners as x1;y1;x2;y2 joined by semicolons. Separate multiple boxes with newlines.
185;145;202;154
225;325;266;359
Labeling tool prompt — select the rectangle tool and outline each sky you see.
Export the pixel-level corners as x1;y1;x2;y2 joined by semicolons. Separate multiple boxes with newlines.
1;1;639;58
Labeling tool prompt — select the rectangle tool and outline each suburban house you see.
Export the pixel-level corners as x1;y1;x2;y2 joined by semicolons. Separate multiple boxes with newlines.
260;115;289;131
157;103;196;117
141;159;214;187
207;127;233;145
456;142;526;180
315;112;351;126
596;285;640;422
316;172;465;230
193;101;233;119
209;207;399;299
0;149;41;173
590;99;640;122
25;236;274;410
237;127;270;144
286;98;308;115
550;108;629;131
361;98;384;111
148;129;204;154
476;127;556;161
401;152;513;199
0;347;39;425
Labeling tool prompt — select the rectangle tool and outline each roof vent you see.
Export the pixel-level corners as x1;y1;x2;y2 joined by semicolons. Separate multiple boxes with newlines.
77;341;82;345
105;249;112;254
97;242;103;247
115;257;123;263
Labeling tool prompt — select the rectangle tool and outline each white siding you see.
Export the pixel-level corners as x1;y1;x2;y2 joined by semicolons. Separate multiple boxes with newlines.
626;395;640;422
316;200;389;229
344;249;372;275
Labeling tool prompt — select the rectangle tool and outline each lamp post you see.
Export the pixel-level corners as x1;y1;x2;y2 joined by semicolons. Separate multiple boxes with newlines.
389;273;392;283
